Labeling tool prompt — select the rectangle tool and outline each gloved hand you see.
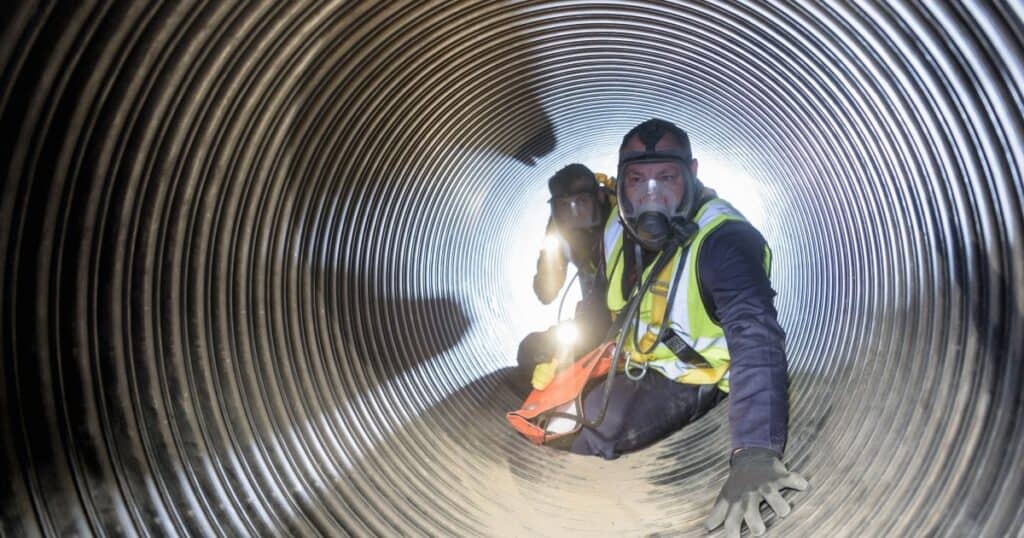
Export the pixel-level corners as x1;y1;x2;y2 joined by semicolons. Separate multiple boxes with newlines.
704;448;808;537
531;359;558;391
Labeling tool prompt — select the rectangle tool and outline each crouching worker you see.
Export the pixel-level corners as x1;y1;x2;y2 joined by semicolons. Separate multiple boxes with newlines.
508;119;807;538
513;164;614;397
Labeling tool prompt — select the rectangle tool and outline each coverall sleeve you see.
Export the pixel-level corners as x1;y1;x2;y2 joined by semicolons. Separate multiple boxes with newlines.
533;217;567;304
698;221;789;455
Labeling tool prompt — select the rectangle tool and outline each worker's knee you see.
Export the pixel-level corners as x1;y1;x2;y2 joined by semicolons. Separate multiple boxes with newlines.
568;378;638;459
570;425;620;459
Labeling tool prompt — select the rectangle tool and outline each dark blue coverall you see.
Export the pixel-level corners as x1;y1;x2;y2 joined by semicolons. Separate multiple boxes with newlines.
564;220;790;458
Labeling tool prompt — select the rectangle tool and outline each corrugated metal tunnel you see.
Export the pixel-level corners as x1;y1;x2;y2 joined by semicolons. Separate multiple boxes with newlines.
2;2;1022;536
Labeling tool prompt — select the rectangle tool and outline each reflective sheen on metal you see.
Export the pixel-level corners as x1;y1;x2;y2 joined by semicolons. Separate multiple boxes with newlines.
1;2;1021;536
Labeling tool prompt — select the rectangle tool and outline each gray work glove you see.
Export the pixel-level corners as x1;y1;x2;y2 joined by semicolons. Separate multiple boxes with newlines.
704;448;808;537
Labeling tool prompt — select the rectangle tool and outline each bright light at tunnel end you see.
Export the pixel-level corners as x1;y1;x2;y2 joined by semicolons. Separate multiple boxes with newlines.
695;155;766;230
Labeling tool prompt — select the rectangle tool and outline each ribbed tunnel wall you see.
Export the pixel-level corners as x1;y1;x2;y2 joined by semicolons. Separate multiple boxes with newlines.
2;2;1022;536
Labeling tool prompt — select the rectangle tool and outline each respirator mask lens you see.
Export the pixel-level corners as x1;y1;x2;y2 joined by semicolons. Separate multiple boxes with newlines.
620;164;687;249
552;192;600;229
622;169;685;218
627;178;678;215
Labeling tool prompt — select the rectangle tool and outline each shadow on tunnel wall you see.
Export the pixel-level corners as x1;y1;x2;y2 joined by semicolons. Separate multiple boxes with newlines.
940;226;1023;535
282;1;558;386
0;2;558;535
4;0;1020;536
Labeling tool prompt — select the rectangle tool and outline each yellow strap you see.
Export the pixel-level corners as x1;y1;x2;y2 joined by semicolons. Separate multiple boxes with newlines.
649;258;675;327
638;332;658;351
630;257;678;362
677;363;730;385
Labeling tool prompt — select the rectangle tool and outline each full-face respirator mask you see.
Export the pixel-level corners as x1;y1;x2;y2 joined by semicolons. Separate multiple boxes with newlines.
616;153;700;250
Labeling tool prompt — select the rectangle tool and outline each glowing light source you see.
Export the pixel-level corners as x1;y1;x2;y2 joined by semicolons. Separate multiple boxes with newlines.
544;233;562;254
556;320;579;347
696;156;766;229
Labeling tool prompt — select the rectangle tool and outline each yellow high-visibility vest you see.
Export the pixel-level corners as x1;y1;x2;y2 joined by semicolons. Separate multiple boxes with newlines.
604;198;771;392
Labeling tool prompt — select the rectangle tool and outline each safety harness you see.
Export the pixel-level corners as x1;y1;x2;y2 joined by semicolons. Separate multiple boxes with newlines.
507;228;695;444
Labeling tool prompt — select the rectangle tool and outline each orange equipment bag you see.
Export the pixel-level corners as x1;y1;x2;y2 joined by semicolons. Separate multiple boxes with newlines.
506;342;615;444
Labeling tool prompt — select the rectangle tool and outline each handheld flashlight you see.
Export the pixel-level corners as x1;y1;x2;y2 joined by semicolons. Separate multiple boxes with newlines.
543;232;562;255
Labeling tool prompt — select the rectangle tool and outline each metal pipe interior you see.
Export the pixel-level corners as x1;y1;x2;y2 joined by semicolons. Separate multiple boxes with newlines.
2;2;1022;536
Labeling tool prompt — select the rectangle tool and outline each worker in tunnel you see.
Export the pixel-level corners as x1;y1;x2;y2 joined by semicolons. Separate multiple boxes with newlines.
513;164;615;396
599;119;807;536
509;119;807;538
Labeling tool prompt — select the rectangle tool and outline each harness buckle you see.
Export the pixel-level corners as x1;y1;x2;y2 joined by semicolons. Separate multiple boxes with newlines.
624;352;649;381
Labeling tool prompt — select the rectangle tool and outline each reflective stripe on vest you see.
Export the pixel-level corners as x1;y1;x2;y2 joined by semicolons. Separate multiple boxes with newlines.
603;198;770;392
